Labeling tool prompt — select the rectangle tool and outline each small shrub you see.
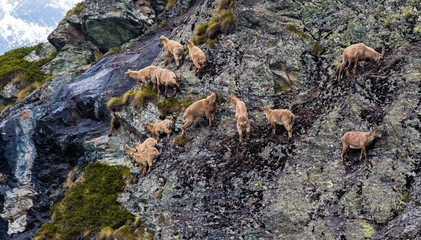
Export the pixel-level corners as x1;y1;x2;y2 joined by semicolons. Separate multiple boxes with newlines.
0;104;12;113
311;42;323;57
192;34;206;46
122;90;135;104
113;225;137;240
157;97;192;118
107;97;125;112
59;2;84;25
166;0;177;10
192;0;236;47
173;135;189;146
131;88;158;108
95;51;104;62
285;24;309;39
196;24;207;36
107;46;123;55
206;22;220;39
110;115;120;130
404;11;413;19
208;39;218;49
96;227;113;240
217;0;236;12
16;83;37;101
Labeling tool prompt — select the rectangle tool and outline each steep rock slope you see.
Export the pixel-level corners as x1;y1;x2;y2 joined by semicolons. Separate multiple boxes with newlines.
110;0;421;239
0;0;420;239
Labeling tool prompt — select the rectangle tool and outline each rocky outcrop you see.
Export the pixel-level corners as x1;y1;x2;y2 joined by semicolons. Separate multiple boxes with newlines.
0;34;162;238
81;0;154;51
108;0;420;239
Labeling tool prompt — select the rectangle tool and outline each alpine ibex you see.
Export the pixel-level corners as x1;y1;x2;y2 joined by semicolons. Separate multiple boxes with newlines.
261;103;295;140
181;93;217;136
340;123;382;165
338;43;385;82
125;66;159;89
155;68;180;98
187;40;206;75
159;35;184;68
229;95;250;143
134;138;158;153
144;119;173;141
124;145;160;176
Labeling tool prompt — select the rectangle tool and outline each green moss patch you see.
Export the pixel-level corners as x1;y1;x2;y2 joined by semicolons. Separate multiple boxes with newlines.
0;44;55;113
34;163;134;239
173;135;189;146
192;0;237;46
157;97;192;118
285;24;309;39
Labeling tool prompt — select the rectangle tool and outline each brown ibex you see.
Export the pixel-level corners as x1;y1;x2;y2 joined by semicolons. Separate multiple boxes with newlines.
340;123;382;165
338;43;385;82
124;145;160;176
125;66;159;89
154;68;181;98
257;98;295;140
144;119;173;141
229;95;250;143
181;93;217;136
134;138;158;153
186;40;206;75
159;35;184;68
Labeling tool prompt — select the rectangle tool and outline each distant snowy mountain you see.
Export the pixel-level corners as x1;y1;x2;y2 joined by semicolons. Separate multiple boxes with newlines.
0;0;81;55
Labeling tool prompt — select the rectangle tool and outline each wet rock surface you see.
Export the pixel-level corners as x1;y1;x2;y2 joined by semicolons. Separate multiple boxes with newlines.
0;33;162;239
0;0;421;239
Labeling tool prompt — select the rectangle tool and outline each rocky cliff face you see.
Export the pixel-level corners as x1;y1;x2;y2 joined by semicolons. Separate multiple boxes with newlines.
1;0;421;239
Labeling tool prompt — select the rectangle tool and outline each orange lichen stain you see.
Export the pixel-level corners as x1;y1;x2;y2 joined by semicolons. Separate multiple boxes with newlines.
21;110;31;120
281;64;287;70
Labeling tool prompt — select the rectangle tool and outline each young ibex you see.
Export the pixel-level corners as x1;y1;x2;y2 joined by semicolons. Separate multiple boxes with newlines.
125;66;159;89
155;68;180;98
229;95;250;143
144;119;173;141
159;35;184;68
340;123;381;165
187;40;206;75
262;105;295;140
338;43;385;82
181;92;217;136
134;137;158;153
124;145;160;176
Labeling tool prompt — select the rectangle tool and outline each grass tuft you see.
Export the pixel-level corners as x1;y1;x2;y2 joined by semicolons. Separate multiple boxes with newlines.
173;135;189;146
59;2;84;26
192;0;236;47
166;0;177;10
106;97;125;112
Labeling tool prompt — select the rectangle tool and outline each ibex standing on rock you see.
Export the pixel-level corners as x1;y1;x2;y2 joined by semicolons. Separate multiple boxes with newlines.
144;119;173;141
125;66;159;89
134;138;158;153
186;40;206;75
159;35;184;68
338;43;385;82
340;123;382;165
124;145;160;176
181;93;217;136
154;68;181;98
229;95;250;143
257;98;295;141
